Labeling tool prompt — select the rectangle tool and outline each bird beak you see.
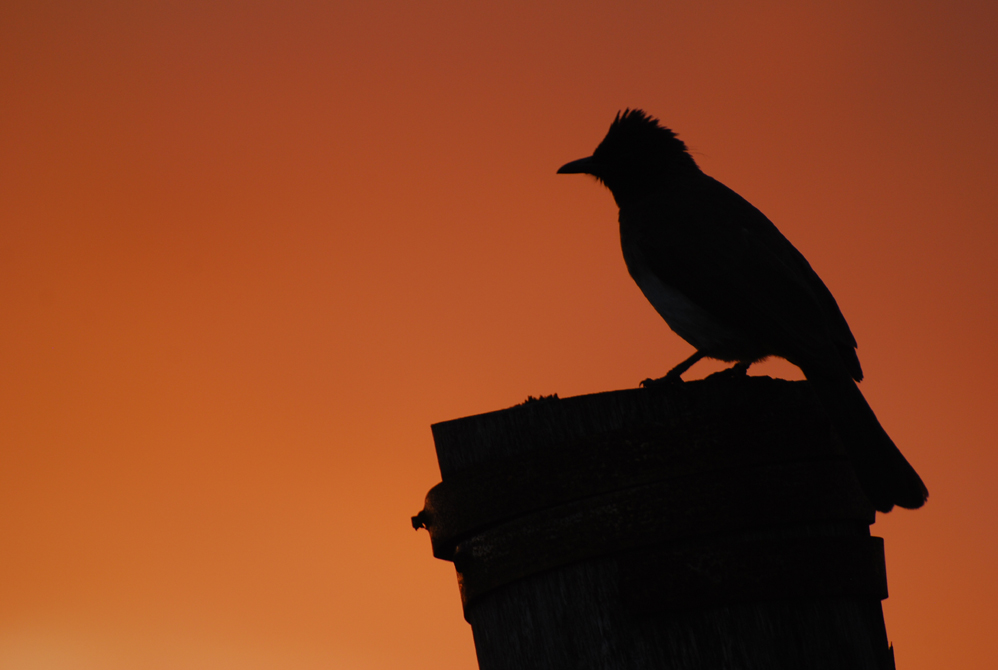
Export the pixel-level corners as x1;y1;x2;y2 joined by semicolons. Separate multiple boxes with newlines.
557;156;597;175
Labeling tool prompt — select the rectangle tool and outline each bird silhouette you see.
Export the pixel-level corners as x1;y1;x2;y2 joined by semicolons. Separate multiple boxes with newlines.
558;109;927;513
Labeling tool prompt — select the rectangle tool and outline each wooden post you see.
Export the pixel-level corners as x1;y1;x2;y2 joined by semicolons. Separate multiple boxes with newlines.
414;376;897;670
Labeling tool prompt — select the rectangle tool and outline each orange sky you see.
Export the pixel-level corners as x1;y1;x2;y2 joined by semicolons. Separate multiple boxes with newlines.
1;1;996;668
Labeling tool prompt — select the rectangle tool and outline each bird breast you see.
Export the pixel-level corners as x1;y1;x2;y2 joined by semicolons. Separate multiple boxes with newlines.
620;224;744;356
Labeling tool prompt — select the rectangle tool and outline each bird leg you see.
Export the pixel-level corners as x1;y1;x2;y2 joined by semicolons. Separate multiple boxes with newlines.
640;351;705;387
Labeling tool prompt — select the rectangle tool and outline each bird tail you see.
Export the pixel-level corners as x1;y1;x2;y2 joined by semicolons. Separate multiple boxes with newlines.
802;367;928;513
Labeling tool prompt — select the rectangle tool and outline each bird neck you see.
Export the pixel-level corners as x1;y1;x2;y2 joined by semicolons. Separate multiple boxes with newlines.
607;163;699;209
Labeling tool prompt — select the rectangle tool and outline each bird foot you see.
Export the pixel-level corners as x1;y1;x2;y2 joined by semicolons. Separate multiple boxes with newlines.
640;372;685;388
640;351;708;388
704;362;751;382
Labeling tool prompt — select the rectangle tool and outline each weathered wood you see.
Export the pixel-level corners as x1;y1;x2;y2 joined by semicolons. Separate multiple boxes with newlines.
419;376;896;670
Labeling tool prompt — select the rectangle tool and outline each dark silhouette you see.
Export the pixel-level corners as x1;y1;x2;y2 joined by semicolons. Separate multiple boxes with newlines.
558;109;927;513
418;382;898;669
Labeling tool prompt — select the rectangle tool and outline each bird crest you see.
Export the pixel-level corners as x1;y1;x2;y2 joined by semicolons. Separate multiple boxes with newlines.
593;109;696;170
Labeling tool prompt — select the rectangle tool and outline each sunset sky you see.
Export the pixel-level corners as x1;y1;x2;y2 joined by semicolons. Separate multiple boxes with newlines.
2;1;996;668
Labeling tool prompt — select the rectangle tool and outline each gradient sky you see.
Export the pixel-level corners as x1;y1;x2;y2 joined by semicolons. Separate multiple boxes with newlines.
2;1;996;668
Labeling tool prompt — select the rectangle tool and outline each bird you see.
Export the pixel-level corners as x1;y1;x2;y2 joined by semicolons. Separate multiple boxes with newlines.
557;109;927;513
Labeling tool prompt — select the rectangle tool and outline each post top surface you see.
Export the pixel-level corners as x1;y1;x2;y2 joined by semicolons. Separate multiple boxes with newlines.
431;376;828;476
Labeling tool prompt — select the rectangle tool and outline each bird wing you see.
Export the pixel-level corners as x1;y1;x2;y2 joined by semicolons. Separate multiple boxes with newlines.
628;174;862;379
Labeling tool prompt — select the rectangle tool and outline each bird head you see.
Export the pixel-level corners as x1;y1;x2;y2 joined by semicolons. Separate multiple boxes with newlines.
558;109;698;208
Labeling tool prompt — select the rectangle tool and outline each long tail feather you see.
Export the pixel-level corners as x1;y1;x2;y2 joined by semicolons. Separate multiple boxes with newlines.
802;367;928;513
